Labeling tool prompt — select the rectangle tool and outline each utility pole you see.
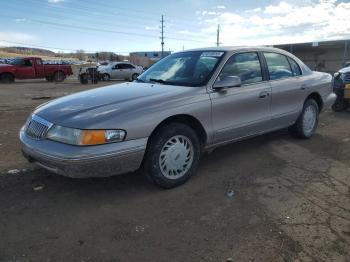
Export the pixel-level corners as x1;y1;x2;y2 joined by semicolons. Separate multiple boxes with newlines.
160;15;165;58
216;24;220;47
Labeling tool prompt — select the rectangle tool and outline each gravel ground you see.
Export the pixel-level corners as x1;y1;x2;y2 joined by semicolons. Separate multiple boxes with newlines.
0;79;349;262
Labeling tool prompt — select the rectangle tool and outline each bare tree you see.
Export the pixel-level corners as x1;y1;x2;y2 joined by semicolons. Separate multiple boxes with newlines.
75;49;86;61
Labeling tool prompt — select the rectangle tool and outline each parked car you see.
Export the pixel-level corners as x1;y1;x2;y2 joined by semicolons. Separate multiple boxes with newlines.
98;62;143;81
0;57;73;83
20;47;336;188
332;65;350;111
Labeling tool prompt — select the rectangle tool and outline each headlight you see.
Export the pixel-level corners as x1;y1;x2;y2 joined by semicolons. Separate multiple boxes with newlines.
46;125;126;145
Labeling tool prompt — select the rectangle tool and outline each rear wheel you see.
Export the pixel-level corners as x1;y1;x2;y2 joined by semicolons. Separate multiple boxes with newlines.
332;98;349;112
142;123;201;188
53;71;65;82
289;99;319;139
1;73;15;83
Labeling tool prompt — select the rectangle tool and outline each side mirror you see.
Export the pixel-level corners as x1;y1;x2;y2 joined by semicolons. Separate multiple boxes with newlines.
213;76;242;90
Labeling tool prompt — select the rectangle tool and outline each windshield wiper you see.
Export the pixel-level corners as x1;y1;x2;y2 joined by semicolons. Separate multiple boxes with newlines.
149;78;167;84
135;78;145;83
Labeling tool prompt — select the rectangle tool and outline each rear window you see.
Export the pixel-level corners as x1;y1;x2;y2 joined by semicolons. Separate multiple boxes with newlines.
264;52;293;80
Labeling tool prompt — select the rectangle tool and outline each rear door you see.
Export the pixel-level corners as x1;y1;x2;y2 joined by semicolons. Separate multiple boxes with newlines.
210;52;272;143
263;52;305;126
16;59;35;79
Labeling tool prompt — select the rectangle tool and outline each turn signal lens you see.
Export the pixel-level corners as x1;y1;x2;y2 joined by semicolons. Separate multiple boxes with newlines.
80;130;106;145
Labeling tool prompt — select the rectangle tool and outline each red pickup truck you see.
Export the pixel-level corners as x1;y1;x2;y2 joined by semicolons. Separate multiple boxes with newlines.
0;57;73;83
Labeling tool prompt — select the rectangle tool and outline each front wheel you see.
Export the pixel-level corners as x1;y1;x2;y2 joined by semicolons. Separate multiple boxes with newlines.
1;73;15;83
289;99;319;139
131;73;139;81
102;73;110;81
142;123;201;188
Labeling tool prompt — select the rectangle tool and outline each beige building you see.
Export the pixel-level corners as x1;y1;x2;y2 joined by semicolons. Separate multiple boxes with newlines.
129;51;171;68
274;39;349;74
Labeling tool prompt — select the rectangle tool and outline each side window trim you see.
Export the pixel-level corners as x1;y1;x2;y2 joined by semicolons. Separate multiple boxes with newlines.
258;51;269;81
287;57;303;77
213;51;264;88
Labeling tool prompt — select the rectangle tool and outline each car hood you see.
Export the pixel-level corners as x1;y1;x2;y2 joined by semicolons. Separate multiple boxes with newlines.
339;66;350;74
34;82;198;129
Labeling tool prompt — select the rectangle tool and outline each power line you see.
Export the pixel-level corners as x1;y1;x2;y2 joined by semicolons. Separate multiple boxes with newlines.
27;0;202;28
4;5;211;42
3;14;209;43
0;39;131;54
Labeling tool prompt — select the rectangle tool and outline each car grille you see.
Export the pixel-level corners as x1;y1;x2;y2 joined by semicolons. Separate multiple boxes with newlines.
25;115;53;140
344;73;350;84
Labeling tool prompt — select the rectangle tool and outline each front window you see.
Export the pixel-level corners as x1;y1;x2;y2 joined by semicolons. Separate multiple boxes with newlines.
218;52;263;85
137;51;225;86
9;58;24;65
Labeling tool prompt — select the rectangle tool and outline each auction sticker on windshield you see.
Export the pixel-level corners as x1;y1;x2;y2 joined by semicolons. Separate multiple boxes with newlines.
201;52;224;57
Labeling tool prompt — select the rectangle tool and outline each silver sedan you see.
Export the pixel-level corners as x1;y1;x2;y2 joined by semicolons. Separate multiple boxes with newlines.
20;47;336;188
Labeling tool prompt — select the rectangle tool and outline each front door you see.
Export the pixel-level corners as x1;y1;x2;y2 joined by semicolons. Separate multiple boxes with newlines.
111;64;128;79
16;59;35;79
210;52;271;143
34;59;45;78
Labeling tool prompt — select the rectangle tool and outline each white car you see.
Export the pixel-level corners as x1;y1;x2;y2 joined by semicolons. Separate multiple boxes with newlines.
98;62;143;81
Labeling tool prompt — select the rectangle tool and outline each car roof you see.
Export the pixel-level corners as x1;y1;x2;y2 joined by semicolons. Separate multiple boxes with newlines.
181;46;287;53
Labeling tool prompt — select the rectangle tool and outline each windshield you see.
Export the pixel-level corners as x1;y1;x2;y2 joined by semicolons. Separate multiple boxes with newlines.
137;51;225;86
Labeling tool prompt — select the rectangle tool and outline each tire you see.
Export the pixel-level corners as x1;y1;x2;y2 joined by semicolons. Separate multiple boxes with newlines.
1;73;15;83
289;99;319;139
142;123;201;189
131;73;139;81
53;71;65;82
102;73;110;81
332;98;349;112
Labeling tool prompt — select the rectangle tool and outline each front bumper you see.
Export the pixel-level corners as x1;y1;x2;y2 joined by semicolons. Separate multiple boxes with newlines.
20;131;147;178
333;84;350;100
323;92;337;110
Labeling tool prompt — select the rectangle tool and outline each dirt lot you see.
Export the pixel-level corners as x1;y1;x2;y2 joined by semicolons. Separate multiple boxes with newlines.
0;80;349;262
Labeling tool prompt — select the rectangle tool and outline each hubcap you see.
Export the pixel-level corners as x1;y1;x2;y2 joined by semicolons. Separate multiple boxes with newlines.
303;105;317;135
159;135;194;179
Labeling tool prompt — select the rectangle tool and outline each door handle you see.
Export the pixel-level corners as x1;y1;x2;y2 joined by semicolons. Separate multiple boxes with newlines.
259;91;269;98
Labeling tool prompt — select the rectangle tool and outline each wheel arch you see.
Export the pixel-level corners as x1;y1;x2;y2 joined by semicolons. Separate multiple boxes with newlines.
53;70;65;76
0;72;15;78
147;114;208;148
306;92;323;111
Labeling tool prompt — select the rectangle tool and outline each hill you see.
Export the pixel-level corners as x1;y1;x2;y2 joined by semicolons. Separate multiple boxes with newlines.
0;46;56;57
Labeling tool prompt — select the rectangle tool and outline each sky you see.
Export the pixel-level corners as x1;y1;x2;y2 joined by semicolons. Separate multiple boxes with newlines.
0;0;349;54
